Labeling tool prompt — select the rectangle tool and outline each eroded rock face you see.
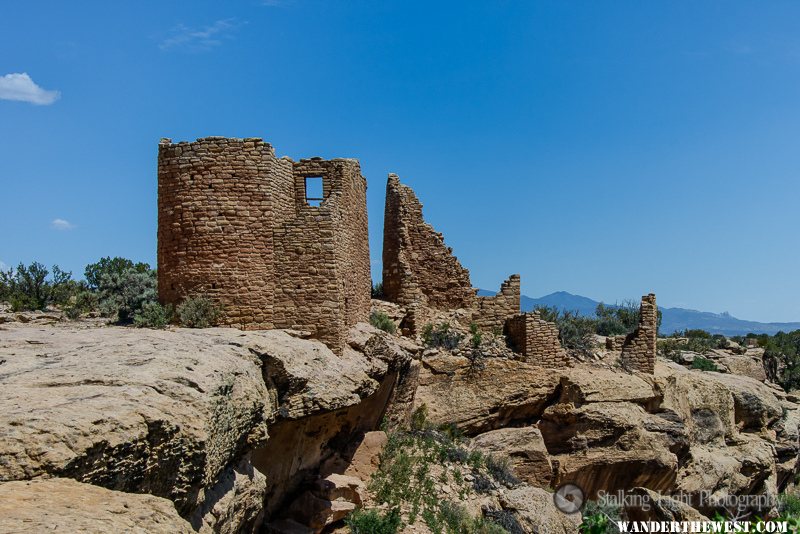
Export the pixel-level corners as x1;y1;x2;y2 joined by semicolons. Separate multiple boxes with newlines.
499;486;582;533
413;354;561;435
0;324;272;517
419;354;799;515
0;322;415;532
0;478;194;534
471;427;553;488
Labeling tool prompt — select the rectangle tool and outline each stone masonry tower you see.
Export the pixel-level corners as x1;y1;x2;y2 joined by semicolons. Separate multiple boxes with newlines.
157;137;370;354
620;293;658;374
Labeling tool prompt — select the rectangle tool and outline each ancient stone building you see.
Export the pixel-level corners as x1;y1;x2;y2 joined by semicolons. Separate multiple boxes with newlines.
506;311;570;367
157;137;370;354
620;294;658;374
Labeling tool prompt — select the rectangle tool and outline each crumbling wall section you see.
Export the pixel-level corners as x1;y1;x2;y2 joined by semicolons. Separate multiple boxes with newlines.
621;293;658;374
506;312;569;367
472;275;520;332
382;174;475;310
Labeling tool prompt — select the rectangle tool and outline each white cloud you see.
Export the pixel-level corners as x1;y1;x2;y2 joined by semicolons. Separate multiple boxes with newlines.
159;19;241;51
0;261;7;271
0;73;60;105
51;218;75;231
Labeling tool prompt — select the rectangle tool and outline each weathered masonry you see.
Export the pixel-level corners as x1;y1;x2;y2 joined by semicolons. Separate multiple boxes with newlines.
620;294;658;374
157;137;370;354
382;173;521;335
506;311;569;367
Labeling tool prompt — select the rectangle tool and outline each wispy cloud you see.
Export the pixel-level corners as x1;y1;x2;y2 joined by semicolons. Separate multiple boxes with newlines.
0;260;7;271
0;73;60;105
159;18;242;51
51;218;75;231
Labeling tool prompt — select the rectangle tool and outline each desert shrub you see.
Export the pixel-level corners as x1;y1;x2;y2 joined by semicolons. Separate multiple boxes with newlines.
370;310;396;333
85;257;151;291
762;330;800;391
484;510;524;534
779;493;800;520
580;499;621;533
595;301;638;336
133;301;173;328
469;322;482;348
422;323;463;350
94;264;157;323
346;507;402;534
533;305;560;323
484;455;519;488
63;283;98;319
177;296;220;328
691;356;718;372
0;262;74;311
371;281;385;299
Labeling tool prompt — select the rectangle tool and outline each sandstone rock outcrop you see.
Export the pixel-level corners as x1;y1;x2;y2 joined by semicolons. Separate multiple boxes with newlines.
0;478;194;534
0;321;413;532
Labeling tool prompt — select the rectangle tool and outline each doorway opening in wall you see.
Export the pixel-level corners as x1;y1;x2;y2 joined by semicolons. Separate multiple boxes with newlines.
304;177;324;207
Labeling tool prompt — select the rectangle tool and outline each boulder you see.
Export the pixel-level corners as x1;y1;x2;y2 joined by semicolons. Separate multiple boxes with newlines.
499;486;582;533
0;477;194;533
413;355;561;435
624;487;708;522
471;427;553;488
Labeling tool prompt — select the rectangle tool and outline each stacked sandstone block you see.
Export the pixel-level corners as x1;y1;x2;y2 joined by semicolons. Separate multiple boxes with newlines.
472;275;521;333
506;312;570;367
157;138;370;354
620;294;658;374
382;174;476;311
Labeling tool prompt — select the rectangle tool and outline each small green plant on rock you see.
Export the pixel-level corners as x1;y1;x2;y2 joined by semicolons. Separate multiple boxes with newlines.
177;296;221;328
691;356;718;372
346;507;402;534
422;323;463;350
370;310;397;333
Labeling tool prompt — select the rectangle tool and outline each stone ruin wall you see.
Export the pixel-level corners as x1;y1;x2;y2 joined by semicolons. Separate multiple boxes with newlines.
157;137;370;354
472;275;521;333
620;293;658;374
382;173;476;311
507;311;570;367
274;158;371;351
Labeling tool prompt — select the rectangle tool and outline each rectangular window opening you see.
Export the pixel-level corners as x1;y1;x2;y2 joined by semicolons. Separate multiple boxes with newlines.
304;176;324;207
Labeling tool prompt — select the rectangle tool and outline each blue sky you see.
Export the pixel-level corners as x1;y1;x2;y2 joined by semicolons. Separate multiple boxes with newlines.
1;1;799;322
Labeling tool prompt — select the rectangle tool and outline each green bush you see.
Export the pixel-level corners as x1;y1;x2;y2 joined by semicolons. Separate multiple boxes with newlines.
422;323;463;350
133;301;173;328
95;265;157;323
370;310;396;333
177;296;221;328
779;493;800;519
346;508;402;534
63;284;98;319
579;499;621;533
534;306;596;357
691;356;718;372
85;257;150;291
0;262;74;311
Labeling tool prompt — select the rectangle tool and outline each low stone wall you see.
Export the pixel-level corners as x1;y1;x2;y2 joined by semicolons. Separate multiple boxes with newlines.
507;312;569;367
621;294;657;374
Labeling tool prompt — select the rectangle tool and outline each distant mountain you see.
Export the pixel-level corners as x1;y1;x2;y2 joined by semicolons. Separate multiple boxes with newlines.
476;289;800;336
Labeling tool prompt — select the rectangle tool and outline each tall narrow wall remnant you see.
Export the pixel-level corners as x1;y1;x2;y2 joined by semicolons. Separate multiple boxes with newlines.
506;312;569;367
382;174;476;310
620;293;658;374
157;137;370;354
